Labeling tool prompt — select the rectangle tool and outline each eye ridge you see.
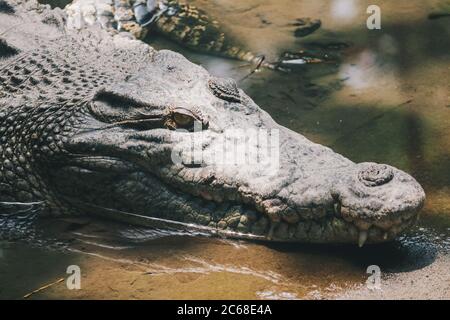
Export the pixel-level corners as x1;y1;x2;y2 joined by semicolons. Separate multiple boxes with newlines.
91;89;209;131
90;91;168;129
94;90;141;109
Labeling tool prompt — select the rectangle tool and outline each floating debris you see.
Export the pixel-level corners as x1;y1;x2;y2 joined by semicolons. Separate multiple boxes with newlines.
23;278;65;299
290;18;322;38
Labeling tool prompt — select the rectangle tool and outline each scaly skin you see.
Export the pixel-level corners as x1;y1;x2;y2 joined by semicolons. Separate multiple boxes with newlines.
0;1;425;245
154;0;264;64
64;0;273;66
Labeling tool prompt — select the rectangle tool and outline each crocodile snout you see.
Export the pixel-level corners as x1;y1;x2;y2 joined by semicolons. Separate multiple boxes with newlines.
333;162;425;246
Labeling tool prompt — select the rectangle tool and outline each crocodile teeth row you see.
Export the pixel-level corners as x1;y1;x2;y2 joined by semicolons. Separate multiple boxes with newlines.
188;187;411;246
358;230;368;247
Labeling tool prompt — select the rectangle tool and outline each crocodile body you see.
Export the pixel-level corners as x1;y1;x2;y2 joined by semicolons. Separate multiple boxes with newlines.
65;0;266;65
0;0;425;245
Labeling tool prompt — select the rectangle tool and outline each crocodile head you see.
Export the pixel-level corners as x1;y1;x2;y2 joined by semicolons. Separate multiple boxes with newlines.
0;2;425;245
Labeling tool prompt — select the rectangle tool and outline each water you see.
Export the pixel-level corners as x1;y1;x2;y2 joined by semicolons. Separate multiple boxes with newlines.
2;0;449;299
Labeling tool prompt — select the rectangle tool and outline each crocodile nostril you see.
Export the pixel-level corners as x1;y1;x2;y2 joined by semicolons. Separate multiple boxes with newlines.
358;164;394;187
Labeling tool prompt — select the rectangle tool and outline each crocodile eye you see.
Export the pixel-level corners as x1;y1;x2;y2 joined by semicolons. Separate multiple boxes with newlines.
173;111;195;127
208;77;241;103
165;107;208;130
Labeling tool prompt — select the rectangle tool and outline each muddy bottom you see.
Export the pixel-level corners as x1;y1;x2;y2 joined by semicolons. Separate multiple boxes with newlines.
0;214;450;299
3;0;450;299
0;215;449;299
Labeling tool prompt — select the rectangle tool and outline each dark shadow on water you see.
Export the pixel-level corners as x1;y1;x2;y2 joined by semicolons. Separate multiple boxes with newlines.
263;231;440;274
38;0;71;8
329;105;450;190
0;240;80;299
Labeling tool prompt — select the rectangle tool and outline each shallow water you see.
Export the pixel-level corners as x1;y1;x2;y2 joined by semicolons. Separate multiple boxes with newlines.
2;0;449;299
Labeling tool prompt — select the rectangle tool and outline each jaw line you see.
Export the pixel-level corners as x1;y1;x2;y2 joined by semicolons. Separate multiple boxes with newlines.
59;157;418;245
60;197;268;241
63;196;416;245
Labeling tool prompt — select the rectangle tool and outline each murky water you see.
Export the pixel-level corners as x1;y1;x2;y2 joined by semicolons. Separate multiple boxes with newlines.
2;0;449;299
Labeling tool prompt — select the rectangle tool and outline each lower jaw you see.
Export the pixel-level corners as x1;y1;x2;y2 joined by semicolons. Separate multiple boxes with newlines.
154;187;419;246
167;194;419;245
155;195;418;246
75;198;418;246
277;216;417;245
202;213;418;246
61;167;418;245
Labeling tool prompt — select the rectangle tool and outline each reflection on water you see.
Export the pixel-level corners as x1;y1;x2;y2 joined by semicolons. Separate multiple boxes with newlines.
330;0;361;23
3;0;450;299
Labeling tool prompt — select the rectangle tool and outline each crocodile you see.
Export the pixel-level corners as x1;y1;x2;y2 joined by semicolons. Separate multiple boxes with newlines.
63;0;323;69
0;1;425;246
64;0;271;66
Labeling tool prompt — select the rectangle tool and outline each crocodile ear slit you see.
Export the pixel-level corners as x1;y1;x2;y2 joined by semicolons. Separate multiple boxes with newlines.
0;38;19;58
208;77;241;103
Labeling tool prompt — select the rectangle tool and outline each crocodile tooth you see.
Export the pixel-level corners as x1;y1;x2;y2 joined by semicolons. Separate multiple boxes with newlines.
288;225;296;239
383;232;388;240
267;222;277;240
333;202;341;216
358;230;368;247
